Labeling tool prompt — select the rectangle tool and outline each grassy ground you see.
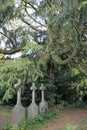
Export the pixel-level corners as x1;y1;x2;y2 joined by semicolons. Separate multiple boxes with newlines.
0;105;12;116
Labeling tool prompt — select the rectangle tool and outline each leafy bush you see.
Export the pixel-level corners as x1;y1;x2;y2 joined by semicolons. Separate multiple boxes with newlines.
57;100;86;110
1;122;13;130
69;101;85;109
19;110;58;130
57;100;69;109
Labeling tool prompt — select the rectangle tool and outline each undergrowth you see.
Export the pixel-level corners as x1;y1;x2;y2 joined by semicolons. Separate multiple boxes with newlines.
1;110;58;130
56;100;86;110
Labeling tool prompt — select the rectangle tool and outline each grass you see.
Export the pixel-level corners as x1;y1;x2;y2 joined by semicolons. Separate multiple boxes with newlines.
0;105;11;116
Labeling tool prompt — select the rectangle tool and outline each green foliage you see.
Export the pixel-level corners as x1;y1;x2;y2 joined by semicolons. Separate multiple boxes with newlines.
57;100;70;110
52;65;87;106
19;110;58;130
0;57;44;103
76;119;87;130
0;107;11;116
0;57;87;107
57;100;85;110
1;122;13;130
59;124;77;130
0;0;14;23
78;1;87;10
54;120;87;130
0;0;87;107
0;1;13;10
59;121;87;130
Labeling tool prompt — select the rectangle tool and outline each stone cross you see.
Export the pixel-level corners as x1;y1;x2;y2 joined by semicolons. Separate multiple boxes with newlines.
28;83;38;118
12;79;25;124
30;83;37;103
39;83;48;113
40;83;45;102
14;79;22;106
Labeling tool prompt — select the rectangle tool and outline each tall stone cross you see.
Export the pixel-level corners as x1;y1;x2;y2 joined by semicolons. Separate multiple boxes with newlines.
12;79;25;124
14;79;22;106
28;83;38;118
40;83;45;102
39;83;48;113
30;83;37;103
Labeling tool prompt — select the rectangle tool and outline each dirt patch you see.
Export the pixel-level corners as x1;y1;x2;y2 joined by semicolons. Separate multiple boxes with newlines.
0;108;87;130
40;109;87;130
0;114;11;130
0;106;11;130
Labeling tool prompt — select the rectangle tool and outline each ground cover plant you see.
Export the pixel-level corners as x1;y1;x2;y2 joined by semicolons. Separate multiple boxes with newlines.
0;105;12;116
59;123;77;130
56;100;86;110
1;110;58;130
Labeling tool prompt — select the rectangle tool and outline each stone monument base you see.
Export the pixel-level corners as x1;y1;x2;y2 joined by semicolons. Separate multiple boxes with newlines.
28;103;38;118
39;101;48;113
12;105;25;124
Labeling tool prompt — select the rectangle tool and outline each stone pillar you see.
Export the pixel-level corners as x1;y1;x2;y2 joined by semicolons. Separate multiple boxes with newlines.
39;83;48;113
12;79;25;124
28;83;38;118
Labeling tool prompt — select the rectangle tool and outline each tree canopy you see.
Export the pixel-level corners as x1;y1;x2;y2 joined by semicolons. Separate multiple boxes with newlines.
0;0;87;70
0;0;87;102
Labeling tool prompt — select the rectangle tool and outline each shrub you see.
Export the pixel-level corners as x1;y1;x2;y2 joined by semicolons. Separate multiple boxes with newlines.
19;110;58;130
1;122;13;130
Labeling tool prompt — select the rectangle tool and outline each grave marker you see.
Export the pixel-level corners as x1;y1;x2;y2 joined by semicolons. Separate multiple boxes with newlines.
12;79;25;124
39;83;48;113
28;83;38;118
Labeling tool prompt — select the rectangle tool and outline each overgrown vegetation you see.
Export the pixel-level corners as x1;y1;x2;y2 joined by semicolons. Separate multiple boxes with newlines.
1;110;58;130
56;100;85;110
3;118;87;130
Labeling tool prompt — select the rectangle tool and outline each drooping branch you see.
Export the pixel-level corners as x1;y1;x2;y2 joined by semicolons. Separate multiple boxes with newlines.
24;5;45;27
0;45;25;54
21;17;45;33
72;19;81;41
0;31;15;48
22;0;37;11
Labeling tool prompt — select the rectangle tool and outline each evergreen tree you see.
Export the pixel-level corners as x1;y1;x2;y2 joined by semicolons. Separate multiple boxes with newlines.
0;0;87;103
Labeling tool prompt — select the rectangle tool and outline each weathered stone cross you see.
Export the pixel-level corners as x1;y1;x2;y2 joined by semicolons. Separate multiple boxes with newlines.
28;83;38;118
40;83;45;102
14;79;22;106
31;82;37;103
39;83;48;113
12;79;25;124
